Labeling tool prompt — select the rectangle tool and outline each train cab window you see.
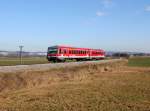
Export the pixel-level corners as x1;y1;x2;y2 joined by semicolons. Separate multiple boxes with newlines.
48;48;58;54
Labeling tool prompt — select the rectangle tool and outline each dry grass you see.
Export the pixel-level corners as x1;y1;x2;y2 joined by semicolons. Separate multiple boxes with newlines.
0;60;150;111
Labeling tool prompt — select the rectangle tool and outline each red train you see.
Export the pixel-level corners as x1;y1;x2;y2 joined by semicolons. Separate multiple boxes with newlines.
47;45;105;62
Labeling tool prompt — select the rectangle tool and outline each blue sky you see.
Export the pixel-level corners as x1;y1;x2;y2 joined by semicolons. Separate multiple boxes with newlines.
0;0;150;52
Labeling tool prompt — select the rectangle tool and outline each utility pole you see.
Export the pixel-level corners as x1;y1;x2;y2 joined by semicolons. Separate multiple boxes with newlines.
19;46;24;65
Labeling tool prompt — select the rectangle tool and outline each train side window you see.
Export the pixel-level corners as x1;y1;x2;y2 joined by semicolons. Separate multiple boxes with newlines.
61;50;64;54
75;50;76;54
59;49;61;54
64;50;66;54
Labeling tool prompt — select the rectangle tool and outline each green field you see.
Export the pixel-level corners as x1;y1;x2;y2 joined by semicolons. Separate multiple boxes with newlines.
128;57;150;67
1;57;150;67
0;57;49;66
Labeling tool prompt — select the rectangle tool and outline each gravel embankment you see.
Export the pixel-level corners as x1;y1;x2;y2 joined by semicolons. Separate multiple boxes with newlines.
0;59;122;73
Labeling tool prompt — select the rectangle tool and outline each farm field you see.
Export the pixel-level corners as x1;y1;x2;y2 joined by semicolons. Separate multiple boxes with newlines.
0;59;150;111
0;57;49;66
128;57;150;67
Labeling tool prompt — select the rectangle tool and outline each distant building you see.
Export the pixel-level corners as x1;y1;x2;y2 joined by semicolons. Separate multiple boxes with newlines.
0;51;46;57
112;53;130;58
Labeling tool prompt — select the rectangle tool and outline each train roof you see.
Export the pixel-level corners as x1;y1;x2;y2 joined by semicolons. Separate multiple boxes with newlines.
48;45;104;51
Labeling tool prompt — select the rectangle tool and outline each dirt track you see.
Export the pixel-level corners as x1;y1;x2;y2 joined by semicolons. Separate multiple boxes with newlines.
0;59;122;73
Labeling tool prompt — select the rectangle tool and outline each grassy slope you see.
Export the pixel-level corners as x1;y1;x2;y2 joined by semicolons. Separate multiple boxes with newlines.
0;57;48;66
0;61;150;111
128;57;150;67
0;72;150;111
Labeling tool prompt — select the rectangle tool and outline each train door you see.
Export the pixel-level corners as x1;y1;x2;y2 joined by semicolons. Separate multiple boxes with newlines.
89;50;92;59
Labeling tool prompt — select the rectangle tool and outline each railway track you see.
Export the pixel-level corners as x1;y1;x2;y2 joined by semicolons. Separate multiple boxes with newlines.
0;59;122;73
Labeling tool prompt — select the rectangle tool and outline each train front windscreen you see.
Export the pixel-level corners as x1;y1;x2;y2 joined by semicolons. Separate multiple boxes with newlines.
48;47;58;54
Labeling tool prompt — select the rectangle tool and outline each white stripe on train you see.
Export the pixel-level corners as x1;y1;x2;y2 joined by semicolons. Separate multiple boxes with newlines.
48;55;105;59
